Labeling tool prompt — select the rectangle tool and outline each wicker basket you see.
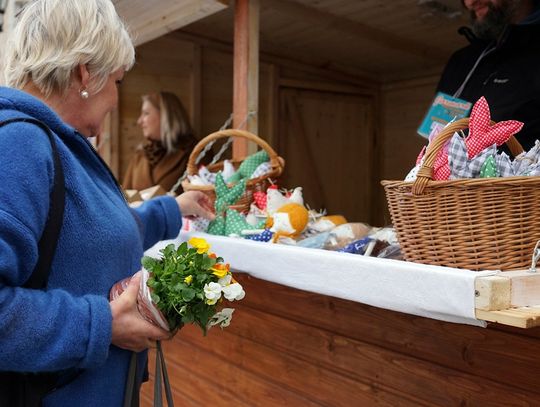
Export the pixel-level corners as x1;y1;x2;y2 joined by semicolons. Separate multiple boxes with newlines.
382;118;540;271
181;129;284;213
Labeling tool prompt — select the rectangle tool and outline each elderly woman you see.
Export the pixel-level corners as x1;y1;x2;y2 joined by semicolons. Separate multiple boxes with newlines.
0;0;213;406
123;92;198;193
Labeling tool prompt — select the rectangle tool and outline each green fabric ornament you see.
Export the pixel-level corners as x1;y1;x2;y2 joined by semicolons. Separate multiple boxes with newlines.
207;172;247;235
213;172;246;213
480;155;499;178
224;209;255;236
207;214;226;235
227;150;269;183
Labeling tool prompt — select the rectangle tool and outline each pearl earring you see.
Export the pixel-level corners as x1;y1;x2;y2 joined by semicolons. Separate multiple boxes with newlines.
80;89;89;99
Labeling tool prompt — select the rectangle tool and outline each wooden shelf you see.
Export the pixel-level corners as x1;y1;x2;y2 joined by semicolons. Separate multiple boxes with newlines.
475;270;540;328
476;306;540;328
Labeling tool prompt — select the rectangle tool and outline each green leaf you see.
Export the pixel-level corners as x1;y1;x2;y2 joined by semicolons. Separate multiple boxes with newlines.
151;292;160;304
181;288;196;302
196;273;209;283
164;262;176;275
161;244;176;257
170;273;181;285
201;256;214;269
173;283;184;293
177;242;188;256
174;262;186;272
141;256;159;271
182;310;195;323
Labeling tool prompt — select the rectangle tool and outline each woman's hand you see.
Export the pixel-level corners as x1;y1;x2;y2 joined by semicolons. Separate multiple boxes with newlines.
110;272;170;352
176;190;215;220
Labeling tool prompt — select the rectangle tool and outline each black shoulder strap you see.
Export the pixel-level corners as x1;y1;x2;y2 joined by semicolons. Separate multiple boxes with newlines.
0;118;65;289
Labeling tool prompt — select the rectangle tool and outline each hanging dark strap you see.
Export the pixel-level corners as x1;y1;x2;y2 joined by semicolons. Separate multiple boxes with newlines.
123;353;139;407
122;345;174;407
154;348;163;407
0;117;66;407
154;341;174;407
157;342;174;407
0;118;66;289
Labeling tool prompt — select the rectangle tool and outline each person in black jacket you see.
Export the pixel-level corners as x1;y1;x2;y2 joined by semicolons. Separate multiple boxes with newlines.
437;0;540;151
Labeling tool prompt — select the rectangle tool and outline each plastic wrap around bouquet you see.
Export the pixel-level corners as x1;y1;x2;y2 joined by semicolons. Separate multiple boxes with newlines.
110;237;245;335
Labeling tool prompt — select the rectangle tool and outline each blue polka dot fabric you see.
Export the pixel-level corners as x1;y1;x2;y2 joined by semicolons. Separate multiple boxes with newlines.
246;228;274;242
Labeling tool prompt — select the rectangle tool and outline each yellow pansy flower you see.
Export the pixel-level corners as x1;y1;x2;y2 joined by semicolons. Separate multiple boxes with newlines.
184;275;193;285
188;237;210;254
211;262;230;279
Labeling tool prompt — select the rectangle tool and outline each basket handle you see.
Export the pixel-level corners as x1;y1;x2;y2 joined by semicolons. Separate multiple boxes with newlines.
412;118;524;195
186;129;284;177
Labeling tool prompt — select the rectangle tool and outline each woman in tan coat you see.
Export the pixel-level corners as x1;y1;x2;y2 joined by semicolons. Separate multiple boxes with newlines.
122;91;197;193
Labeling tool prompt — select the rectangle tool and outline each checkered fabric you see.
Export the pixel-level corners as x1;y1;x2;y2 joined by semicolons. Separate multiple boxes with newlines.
496;152;515;177
250;161;272;179
448;133;497;179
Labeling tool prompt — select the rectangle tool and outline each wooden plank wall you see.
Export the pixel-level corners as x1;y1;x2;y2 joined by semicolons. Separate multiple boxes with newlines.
279;88;376;223
378;76;440;224
141;274;540;406
118;35;274;181
118;31;439;225
119;35;195;177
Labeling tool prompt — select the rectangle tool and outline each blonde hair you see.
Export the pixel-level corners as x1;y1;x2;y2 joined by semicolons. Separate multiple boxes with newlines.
4;0;134;97
143;92;196;154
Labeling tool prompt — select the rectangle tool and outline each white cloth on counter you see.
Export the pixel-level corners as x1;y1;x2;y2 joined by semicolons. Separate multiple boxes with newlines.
146;232;498;327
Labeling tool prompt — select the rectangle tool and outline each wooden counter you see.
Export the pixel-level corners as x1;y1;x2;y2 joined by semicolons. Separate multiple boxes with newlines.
141;273;540;406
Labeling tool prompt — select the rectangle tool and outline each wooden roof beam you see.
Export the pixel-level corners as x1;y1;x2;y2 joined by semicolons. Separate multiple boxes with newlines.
173;30;379;89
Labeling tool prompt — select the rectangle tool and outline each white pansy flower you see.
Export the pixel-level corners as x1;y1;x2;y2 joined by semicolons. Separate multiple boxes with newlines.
208;308;235;328
204;282;222;305
218;274;232;287
222;283;245;301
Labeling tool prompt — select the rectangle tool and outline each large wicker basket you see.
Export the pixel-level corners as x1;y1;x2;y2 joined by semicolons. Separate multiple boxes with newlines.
181;129;284;212
382;118;540;271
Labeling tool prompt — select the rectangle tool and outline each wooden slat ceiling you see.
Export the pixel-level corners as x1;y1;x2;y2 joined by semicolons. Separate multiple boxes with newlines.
181;0;469;82
113;0;228;46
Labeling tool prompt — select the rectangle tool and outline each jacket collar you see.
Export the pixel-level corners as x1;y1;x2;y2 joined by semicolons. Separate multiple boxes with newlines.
0;87;76;137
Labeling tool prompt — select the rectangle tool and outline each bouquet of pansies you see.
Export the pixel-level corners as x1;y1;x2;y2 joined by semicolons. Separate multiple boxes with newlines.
110;237;245;335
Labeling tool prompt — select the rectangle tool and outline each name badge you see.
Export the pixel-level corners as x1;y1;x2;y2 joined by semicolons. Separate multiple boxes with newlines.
417;92;472;139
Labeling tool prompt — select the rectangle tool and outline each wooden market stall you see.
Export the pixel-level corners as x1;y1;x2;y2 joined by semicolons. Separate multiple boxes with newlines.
109;0;540;405
142;275;540;406
139;236;540;406
1;0;539;405
109;0;469;225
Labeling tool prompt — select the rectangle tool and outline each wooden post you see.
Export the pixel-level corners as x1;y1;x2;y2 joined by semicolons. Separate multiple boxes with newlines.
233;0;259;159
190;43;202;139
267;64;280;149
97;107;120;177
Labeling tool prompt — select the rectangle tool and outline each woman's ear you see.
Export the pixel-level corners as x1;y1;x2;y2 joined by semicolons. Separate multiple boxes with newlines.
76;64;91;89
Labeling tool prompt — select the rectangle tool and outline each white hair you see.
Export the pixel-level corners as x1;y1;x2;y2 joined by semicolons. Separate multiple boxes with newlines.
3;0;135;97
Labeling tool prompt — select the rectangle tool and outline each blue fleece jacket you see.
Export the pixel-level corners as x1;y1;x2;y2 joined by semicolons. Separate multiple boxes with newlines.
0;87;183;406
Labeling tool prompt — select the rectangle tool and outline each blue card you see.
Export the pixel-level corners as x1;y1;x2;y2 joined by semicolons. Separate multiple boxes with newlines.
418;92;472;139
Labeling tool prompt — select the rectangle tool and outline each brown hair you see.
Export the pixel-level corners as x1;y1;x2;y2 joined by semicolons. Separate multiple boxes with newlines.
142;92;196;154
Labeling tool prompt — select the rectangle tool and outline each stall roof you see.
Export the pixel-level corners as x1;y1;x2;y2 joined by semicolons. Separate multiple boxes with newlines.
113;0;228;46
181;0;469;82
